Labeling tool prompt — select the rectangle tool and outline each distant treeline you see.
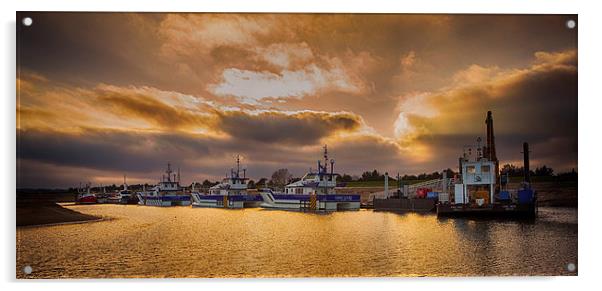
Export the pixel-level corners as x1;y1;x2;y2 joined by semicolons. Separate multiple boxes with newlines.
500;164;577;182
21;164;577;193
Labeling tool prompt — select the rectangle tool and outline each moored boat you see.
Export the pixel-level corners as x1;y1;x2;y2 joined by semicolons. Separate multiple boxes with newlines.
436;111;537;218
76;183;97;204
259;145;360;211
191;155;262;208
136;163;191;207
118;175;138;204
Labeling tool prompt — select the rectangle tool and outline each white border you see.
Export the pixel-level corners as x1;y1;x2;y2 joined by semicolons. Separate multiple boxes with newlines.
2;1;600;291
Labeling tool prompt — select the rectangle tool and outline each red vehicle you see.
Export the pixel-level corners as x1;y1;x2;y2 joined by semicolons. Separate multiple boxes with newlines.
416;188;432;199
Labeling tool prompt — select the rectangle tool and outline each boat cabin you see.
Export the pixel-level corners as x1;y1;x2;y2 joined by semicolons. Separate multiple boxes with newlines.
208;155;249;196
283;145;338;195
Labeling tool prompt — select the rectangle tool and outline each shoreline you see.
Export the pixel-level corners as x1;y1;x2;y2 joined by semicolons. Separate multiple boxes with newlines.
17;201;103;227
18;217;106;229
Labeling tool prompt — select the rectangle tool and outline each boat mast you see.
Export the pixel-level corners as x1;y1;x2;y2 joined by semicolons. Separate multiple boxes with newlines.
236;154;241;178
166;162;173;182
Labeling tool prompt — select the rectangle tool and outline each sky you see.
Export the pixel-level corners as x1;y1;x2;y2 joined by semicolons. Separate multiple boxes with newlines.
16;13;578;188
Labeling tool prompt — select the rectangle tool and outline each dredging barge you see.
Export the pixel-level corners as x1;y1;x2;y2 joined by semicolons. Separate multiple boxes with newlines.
373;111;537;218
436;111;537;218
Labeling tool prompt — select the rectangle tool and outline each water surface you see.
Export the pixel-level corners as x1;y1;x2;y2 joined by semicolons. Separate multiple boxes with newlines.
16;205;577;278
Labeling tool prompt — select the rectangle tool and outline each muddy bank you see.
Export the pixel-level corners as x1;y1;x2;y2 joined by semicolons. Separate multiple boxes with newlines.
17;201;101;227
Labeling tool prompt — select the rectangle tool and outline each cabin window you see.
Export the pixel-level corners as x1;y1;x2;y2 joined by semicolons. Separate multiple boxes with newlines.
482;165;490;173
467;166;476;174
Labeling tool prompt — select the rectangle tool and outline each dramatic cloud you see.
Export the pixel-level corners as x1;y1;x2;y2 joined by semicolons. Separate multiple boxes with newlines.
215;110;364;145
209;64;361;102
394;49;577;170
16;13;577;187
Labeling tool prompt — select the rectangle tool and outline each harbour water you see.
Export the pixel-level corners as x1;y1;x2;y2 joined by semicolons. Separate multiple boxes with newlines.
16;204;577;278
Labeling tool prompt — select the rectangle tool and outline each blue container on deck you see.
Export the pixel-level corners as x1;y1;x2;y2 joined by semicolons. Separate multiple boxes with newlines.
426;192;438;199
499;191;511;201
517;189;534;204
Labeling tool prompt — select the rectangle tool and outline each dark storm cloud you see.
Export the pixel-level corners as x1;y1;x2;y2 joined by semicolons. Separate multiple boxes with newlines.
17;12;164;87
17;128;210;174
15;13;578;187
15;127;356;187
215;110;362;145
402;49;577;172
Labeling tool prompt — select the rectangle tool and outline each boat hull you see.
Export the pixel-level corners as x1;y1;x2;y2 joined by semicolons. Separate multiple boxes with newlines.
260;193;360;211
373;197;436;212
120;196;139;204
76;196;97;204
436;202;537;219
137;194;191;207
191;193;262;209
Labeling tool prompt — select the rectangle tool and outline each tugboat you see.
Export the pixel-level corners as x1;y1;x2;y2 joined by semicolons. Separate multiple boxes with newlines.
118;175;138;204
259;145;360;211
191;155;262;208
436;111;537;218
136;163;191;206
76;183;97;204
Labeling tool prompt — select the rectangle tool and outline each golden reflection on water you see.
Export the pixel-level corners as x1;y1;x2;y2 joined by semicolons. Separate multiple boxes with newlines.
16;205;577;278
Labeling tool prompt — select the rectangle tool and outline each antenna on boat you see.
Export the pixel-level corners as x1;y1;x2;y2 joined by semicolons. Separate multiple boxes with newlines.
236;154;241;178
177;167;181;183
522;142;531;184
476;137;482;160
323;144;328;166
165;162;174;182
330;159;334;175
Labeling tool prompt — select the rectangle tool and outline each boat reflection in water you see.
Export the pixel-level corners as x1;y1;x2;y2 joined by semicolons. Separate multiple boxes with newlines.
16;205;577;278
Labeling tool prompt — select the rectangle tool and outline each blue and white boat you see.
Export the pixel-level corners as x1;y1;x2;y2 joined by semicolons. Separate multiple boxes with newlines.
259;145;360;211
137;163;191;206
191;155;263;209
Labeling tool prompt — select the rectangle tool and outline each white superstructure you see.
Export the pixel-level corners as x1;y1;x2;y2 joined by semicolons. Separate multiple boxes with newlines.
191;155;262;208
260;145;360;211
137;163;191;206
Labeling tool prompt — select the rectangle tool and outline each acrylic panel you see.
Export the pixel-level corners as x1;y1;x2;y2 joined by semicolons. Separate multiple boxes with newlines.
16;12;578;278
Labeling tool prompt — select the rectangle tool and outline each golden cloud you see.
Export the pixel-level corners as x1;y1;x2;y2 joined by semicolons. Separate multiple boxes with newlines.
17;73;377;147
394;49;578;142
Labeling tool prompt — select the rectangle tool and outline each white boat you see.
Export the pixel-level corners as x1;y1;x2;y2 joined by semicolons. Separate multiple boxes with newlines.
137;163;191;207
191;155;262;208
259;145;360;211
117;174;138;204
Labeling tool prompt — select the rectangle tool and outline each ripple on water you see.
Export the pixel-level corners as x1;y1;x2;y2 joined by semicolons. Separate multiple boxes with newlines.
16;205;577;278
